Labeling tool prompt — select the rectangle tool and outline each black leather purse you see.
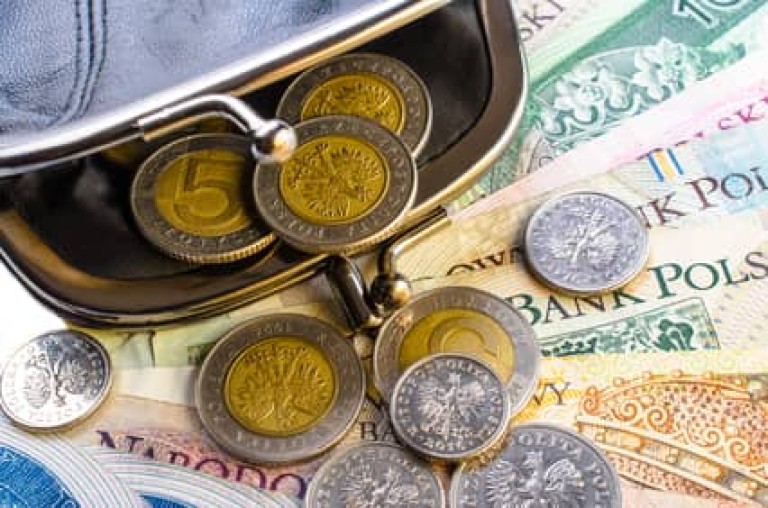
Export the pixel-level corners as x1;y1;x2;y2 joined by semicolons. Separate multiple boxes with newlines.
0;0;526;328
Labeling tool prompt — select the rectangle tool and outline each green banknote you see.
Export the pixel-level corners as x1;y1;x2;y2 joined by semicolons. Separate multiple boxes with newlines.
459;0;768;205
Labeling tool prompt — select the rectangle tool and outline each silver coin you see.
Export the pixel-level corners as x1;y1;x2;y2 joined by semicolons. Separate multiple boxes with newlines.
451;423;622;507
0;330;111;431
306;442;445;508
524;192;650;294
390;353;510;462
196;313;365;464
277;53;432;156
253;116;417;255
374;286;540;418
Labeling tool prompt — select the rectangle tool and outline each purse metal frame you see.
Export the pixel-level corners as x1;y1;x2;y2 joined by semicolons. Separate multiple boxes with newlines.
0;0;527;328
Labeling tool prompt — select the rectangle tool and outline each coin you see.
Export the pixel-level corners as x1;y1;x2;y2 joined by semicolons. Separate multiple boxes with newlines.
306;442;445;508
451;423;622;507
524;191;650;294
0;330;111;431
277;53;432;155
196;314;365;464
390;353;510;462
374;286;540;416
131;133;275;264
253;116;417;255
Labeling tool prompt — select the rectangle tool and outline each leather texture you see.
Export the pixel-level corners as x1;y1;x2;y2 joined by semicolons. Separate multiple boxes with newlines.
0;0;375;136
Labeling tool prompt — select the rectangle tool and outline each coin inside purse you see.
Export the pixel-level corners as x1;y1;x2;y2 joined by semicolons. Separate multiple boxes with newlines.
0;0;526;327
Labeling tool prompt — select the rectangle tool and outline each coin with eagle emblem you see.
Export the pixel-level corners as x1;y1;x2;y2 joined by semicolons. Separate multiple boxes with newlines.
253;116;416;254
277;53;432;156
0;330;112;431
306;442;445;508
390;353;510;462
196;314;365;464
374;286;540;416
451;423;622;507
524;192;649;294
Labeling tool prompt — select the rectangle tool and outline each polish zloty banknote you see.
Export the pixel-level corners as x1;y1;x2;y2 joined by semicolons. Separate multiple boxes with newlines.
405;119;768;280
460;0;768;205
65;393;397;501
0;415;144;506
508;348;768;506
76;368;762;506
412;211;768;356
90;448;300;507
466;51;768;216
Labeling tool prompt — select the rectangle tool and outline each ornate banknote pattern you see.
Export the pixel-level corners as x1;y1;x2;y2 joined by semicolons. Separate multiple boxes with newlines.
515;349;768;505
459;0;768;206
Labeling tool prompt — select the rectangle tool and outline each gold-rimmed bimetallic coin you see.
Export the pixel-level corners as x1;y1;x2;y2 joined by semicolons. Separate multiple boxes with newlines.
131;133;275;264
196;314;365;465
253;116;417;255
374;286;540;418
278;53;432;156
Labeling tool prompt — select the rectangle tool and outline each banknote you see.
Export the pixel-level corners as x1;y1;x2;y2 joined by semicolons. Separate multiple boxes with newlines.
90;448;300;507
65;393;396;501
406;120;768;281
0;414;144;506
411;211;768;356
465;51;768;216
459;0;768;205
75;353;766;506
507;348;768;506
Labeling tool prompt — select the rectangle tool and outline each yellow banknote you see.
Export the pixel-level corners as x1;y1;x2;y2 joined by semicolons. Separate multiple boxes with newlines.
412;211;768;357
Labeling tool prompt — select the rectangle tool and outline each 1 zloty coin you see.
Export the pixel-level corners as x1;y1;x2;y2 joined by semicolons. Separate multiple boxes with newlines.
390;353;510;462
524;191;650;294
374;286;540;416
451;423;622;507
306;442;445;508
196;313;365;464
253;116;417;255
277;53;432;156
131;133;275;264
0;330;112;432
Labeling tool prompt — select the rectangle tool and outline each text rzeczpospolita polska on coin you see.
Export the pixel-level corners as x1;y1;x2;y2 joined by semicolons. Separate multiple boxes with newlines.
524;191;650;295
196;313;365;464
277;53;432;157
374;286;540;416
390;353;510;463
253;116;417;255
451;423;622;508
306;442;445;508
131;133;276;264
0;330;112;432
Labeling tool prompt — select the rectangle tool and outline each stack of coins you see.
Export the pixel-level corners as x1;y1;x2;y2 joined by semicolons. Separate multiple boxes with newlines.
129;52;432;261
300;286;622;507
